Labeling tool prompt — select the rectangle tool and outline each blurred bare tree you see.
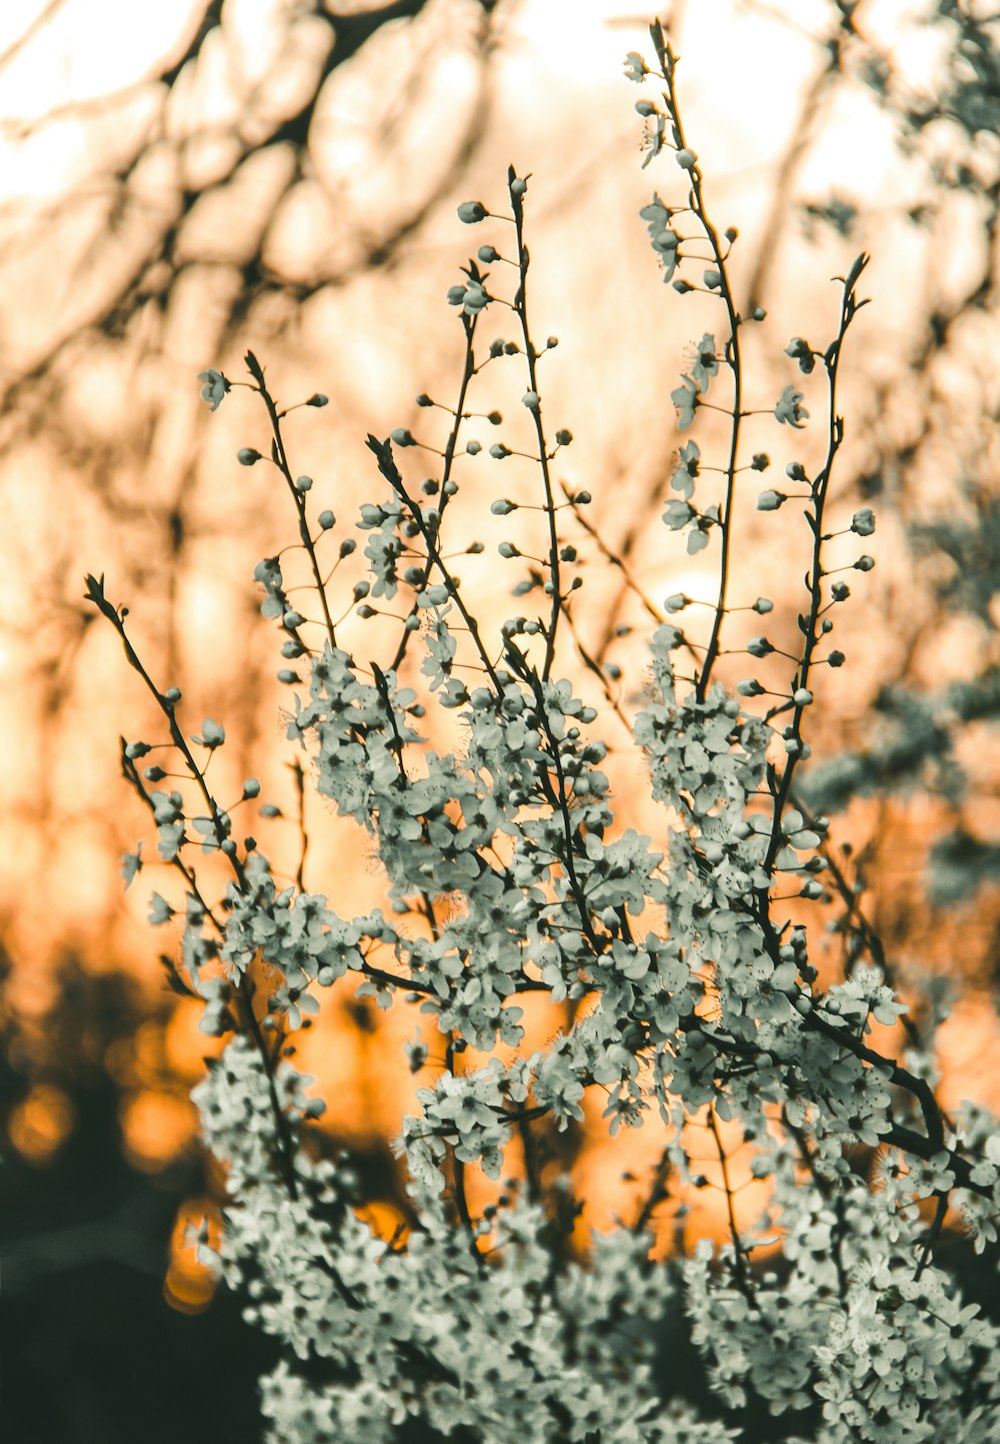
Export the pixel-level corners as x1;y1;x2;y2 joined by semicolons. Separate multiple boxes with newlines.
1;2;999;1438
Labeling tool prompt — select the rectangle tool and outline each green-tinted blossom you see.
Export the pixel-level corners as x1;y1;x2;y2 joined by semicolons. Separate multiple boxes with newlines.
774;385;810;428
198;368;229;410
671;374;698;430
95;42;1000;1444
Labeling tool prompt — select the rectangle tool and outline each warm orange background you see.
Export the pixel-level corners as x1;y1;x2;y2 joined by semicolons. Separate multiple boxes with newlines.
2;0;998;1363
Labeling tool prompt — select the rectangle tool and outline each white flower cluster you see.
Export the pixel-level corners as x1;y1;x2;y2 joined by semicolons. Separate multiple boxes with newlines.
197;1038;740;1440
220;854;364;988
178;496;1000;1436
93;22;1000;1443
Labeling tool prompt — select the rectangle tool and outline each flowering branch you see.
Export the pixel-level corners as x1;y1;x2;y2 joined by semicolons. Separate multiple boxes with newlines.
88;17;1000;1441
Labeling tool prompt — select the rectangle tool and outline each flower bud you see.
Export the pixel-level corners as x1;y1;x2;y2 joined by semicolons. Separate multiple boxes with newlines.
318;510;335;529
851;507;876;536
238;448;261;466
254;557;281;586
457;201;487;223
756;490;785;511
784;337;815;374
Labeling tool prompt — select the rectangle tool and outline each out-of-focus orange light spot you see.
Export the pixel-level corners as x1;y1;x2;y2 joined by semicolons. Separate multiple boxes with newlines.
937;995;1000;1114
120;1088;196;1172
165;997;215;1078
8;1083;75;1163
6;961;60;1020
133;1019;166;1075
164;1197;221;1315
358;1198;409;1248
104;1035;137;1085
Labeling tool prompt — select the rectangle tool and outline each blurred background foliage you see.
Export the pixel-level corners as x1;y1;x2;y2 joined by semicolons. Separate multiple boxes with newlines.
1;0;998;1438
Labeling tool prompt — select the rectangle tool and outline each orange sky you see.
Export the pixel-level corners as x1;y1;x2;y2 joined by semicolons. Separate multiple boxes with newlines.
2;0;999;1301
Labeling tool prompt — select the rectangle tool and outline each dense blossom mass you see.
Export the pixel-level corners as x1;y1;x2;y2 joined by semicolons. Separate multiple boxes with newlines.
93;16;1000;1443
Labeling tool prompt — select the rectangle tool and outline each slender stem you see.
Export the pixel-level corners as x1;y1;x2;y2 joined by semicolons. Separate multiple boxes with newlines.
654;50;744;702
366;435;505;696
86;582;301;1197
247;355;338;652
387;313;481;675
707;1104;751;1296
763;265;865;873
508;172;562;680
